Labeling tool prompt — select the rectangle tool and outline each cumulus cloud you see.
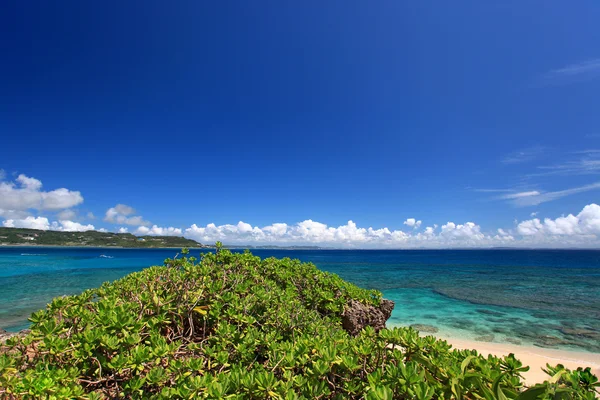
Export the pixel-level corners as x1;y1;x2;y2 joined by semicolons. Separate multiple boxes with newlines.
57;209;77;221
0;174;83;216
3;216;51;230
1;217;95;232
403;218;422;228
182;206;600;248
54;220;95;232
440;221;485;242
118;227;129;233
135;225;182;236
16;174;42;190
104;204;150;226
0;209;30;219
517;204;600;239
184;219;494;248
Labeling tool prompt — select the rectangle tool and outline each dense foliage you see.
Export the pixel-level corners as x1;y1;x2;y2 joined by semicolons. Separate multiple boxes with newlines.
0;227;202;248
1;245;598;399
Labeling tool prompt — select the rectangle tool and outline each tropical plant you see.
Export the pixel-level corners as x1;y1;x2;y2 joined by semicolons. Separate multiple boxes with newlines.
1;244;597;399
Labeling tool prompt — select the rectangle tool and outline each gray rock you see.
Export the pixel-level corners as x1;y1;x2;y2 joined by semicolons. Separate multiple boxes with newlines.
410;324;439;333
533;335;573;348
0;329;30;344
474;334;495;342
341;299;395;336
379;299;394;320
559;327;600;340
505;337;522;345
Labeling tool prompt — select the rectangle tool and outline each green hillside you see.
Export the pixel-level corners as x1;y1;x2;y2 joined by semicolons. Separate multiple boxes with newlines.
0;227;203;248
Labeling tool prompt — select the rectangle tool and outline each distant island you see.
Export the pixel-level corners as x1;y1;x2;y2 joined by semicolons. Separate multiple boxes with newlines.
226;244;327;250
0;227;204;248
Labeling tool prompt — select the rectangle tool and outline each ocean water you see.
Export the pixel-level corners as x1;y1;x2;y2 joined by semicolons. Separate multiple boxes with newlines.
1;247;599;353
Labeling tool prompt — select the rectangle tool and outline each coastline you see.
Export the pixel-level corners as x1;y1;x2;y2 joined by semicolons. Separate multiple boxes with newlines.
437;335;600;385
0;244;206;249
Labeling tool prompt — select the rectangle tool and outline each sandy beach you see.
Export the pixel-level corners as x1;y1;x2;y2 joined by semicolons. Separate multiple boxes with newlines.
443;337;600;385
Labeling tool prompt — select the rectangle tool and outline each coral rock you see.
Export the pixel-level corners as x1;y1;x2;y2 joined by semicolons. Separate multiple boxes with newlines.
341;299;395;336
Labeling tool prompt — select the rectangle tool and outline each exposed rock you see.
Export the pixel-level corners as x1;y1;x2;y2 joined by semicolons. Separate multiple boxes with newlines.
410;324;439;333
559;327;600;340
533;335;573;348
341;299;395;336
474;334;495;342
379;299;394;320
0;329;30;344
505;337;522;345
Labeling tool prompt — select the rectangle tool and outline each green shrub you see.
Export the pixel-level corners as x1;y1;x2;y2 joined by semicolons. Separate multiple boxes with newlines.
1;244;598;399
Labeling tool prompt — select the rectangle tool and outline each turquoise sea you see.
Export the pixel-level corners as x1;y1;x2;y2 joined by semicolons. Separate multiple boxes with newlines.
1;247;599;353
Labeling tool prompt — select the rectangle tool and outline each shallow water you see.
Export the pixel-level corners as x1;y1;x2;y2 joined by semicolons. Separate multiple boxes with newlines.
1;247;599;352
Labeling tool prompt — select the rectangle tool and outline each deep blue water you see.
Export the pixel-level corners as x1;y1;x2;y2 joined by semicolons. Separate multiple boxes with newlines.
1;247;599;352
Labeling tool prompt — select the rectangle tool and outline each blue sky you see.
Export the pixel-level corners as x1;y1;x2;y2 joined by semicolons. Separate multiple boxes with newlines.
2;1;600;248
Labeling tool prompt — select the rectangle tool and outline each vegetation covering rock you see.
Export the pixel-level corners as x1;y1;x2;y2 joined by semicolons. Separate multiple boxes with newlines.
0;244;598;399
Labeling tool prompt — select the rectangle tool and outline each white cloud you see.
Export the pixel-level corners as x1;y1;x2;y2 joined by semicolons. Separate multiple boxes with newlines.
3;216;51;230
53;220;95;232
440;221;484;242
135;225;182;236
42;188;85;210
6;203;600;248
530;212;538;217
57;209;77;221
0;174;83;215
517;204;600;239
87;212;96;220
104;204;150;226
403;218;422;228
181;206;600;248
502;147;544;164
2;216;95;232
545;59;600;78
500;191;540;200
510;182;600;207
184;219;492;248
16;174;42;190
533;157;600;177
539;59;600;86
2;217;98;232
0;209;30;219
473;188;515;193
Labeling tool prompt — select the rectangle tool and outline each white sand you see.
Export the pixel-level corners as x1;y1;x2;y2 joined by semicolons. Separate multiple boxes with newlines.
444;337;600;385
